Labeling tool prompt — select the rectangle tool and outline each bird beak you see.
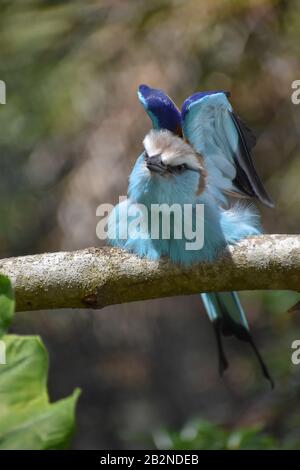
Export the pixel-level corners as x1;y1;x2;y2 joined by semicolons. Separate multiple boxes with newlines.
145;153;166;174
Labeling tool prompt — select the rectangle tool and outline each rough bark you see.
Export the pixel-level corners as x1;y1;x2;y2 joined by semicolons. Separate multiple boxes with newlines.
0;235;299;312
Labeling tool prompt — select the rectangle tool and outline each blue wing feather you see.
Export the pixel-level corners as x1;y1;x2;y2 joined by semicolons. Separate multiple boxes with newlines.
181;90;230;120
138;84;182;135
181;92;274;207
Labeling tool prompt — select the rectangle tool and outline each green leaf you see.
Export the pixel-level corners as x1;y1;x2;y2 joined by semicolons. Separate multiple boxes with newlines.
0;334;80;449
0;276;80;449
0;275;15;338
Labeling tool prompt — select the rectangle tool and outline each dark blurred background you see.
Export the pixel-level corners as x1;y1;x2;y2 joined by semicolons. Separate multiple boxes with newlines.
1;0;300;449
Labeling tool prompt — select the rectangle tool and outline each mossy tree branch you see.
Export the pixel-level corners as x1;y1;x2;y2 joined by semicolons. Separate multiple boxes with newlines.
0;235;299;312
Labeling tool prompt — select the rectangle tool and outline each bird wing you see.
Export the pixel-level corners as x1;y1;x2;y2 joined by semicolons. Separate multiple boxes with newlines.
181;91;274;207
137;84;182;136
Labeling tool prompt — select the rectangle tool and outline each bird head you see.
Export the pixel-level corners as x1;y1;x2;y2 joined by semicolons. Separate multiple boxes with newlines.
128;129;206;205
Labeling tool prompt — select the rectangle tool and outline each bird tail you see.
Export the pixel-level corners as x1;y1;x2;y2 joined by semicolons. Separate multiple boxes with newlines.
200;291;274;388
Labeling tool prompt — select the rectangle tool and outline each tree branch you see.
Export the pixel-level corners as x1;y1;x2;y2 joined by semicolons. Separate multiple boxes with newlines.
0;235;299;312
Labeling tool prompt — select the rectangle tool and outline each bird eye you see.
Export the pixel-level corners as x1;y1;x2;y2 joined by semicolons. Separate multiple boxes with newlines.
174;164;187;172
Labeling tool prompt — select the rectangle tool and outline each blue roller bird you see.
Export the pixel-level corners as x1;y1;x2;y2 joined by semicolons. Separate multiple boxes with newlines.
108;84;274;387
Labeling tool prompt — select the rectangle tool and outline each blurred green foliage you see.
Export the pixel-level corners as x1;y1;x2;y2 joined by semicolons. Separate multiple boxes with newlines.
153;419;297;450
0;275;80;449
0;274;14;336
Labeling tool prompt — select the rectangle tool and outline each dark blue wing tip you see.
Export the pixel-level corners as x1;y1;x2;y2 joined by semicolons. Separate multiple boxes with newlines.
181;90;231;118
137;84;182;135
138;84;152;97
137;83;176;103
